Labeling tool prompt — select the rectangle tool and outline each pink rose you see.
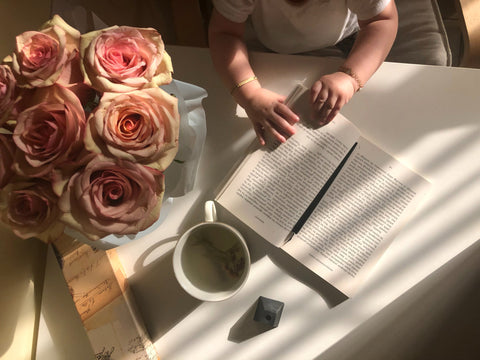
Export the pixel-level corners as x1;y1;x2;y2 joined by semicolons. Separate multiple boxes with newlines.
0;65;17;125
84;87;179;170
0;180;64;242
0;134;16;188
9;15;81;88
13;85;86;178
80;26;173;92
59;155;164;241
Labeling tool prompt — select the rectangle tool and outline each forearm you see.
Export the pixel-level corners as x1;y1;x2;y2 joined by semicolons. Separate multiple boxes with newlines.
208;10;260;108
208;9;299;145
309;1;397;125
342;0;398;88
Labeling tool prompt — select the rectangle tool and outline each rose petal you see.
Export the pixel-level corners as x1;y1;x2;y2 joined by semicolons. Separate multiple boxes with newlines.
0;180;64;242
59;155;164;241
84;87;179;170
80;26;172;93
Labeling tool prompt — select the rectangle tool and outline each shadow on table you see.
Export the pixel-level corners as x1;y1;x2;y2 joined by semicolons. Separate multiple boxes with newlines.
267;245;348;308
228;299;273;343
128;199;347;343
218;205;348;309
228;243;347;344
127;236;201;341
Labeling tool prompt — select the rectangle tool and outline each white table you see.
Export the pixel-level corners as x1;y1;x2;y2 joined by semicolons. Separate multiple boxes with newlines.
113;46;479;359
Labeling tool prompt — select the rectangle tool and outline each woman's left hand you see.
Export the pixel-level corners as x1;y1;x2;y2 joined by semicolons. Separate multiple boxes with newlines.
310;72;358;126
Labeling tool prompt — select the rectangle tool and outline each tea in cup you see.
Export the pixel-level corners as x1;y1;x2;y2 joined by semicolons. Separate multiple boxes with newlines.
173;201;250;301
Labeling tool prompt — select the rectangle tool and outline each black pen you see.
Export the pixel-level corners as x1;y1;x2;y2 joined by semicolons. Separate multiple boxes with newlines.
283;142;358;244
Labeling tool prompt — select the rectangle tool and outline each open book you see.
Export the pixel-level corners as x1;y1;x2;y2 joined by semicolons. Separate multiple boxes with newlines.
216;84;430;297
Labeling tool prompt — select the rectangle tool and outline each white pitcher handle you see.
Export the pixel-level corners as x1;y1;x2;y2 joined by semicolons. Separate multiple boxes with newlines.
204;200;217;222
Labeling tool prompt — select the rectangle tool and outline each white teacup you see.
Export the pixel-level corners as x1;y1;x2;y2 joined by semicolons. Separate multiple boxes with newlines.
173;201;251;301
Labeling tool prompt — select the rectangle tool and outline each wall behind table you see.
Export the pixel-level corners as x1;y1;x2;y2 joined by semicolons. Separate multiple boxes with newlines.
49;0;177;41
0;0;52;57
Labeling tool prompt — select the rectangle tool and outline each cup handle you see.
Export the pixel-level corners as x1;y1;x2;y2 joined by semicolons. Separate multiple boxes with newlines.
204;200;217;222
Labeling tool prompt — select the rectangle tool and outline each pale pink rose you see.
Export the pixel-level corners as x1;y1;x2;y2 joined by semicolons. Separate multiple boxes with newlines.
59;155;164;241
84;87;179;170
0;134;16;188
13;85;86;178
9;15;81;88
80;26;173;92
0;180;64;242
0;65;17;125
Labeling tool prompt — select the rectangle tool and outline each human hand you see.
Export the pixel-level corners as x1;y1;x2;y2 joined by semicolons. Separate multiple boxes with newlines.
242;87;299;145
310;72;358;126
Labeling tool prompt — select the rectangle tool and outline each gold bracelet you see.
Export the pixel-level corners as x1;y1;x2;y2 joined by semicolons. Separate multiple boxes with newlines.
338;66;363;91
230;76;258;94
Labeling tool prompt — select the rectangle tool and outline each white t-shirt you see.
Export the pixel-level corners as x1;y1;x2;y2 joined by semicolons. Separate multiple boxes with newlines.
213;0;391;54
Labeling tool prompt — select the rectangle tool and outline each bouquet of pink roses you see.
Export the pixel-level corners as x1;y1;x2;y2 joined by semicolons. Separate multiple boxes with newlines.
0;15;180;242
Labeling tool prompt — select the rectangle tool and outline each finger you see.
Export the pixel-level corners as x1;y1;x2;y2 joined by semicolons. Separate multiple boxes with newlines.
253;122;266;146
312;89;329;113
317;96;338;125
310;81;323;104
270;112;296;137
324;97;345;124
263;120;287;143
324;108;340;125
275;103;300;125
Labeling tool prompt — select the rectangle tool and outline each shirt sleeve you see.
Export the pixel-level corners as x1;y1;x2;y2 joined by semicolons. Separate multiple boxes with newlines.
347;0;391;21
212;0;256;23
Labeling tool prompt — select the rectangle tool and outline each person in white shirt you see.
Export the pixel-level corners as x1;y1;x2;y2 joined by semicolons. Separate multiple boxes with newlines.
209;0;398;145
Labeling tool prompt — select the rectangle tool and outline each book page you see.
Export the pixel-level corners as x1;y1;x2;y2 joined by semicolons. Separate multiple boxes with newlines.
284;137;430;296
216;113;360;246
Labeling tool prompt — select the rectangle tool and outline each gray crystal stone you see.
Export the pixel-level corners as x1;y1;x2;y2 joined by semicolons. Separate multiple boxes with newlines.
253;296;284;328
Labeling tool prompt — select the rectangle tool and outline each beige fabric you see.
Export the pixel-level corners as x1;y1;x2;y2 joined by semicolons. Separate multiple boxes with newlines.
387;0;452;66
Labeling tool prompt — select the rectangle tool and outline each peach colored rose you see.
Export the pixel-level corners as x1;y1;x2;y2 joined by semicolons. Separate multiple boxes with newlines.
13;85;86;178
59;155;164;241
0;180;64;242
80;26;173;93
0;65;17;125
0;134;15;188
84;87;179;170
9;15;81;88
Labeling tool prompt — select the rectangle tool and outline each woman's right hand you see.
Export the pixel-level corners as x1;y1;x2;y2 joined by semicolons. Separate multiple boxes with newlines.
240;87;299;145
